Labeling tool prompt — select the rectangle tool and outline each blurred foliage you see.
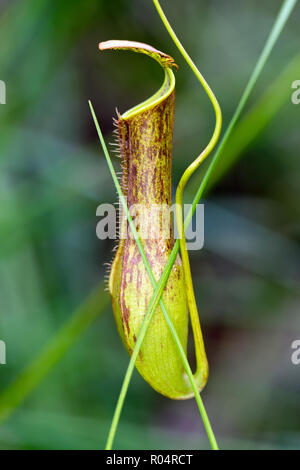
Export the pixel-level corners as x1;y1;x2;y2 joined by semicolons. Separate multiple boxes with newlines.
0;0;299;450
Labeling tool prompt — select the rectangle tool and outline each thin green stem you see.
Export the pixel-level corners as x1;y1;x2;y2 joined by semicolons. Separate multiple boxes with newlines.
89;102;219;451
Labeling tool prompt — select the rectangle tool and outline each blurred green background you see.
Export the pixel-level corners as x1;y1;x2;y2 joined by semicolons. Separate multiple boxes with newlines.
0;0;299;450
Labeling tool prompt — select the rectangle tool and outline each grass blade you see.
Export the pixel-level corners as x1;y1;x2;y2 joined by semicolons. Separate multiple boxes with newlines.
0;284;109;425
206;51;300;189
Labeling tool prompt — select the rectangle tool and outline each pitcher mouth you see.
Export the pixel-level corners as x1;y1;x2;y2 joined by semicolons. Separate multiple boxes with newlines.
122;66;175;120
98;40;176;120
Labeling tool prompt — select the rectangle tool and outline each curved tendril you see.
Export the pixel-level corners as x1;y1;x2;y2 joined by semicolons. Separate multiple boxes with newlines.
152;0;222;376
